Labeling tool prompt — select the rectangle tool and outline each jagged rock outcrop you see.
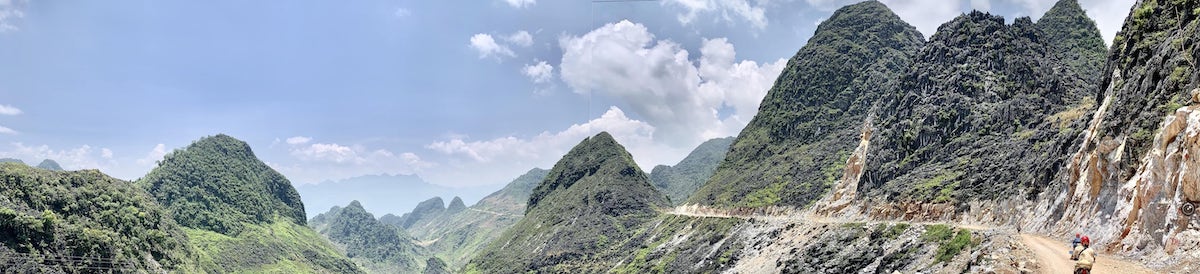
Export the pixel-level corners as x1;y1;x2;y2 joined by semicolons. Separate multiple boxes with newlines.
1036;0;1108;84
467;132;669;272
855;8;1096;216
689;1;925;208
1029;0;1200;267
389;197;445;229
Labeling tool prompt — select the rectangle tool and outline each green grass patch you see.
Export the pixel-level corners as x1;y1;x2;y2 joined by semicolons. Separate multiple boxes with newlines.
934;230;976;263
742;182;784;207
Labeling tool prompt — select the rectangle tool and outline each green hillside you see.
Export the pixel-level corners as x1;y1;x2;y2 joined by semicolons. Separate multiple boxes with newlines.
310;201;426;273
0;163;193;273
137;134;362;273
138;134;306;234
402;168;548;268
689;1;925;208
467;132;669;272
650;137;733;205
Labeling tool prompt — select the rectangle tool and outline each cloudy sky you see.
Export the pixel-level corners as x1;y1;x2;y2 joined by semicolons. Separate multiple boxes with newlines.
0;0;1135;189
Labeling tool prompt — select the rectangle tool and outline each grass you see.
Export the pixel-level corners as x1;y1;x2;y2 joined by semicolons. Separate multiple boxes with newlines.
921;224;978;263
1046;97;1095;129
916;172;961;203
742;182;784;207
186;218;359;273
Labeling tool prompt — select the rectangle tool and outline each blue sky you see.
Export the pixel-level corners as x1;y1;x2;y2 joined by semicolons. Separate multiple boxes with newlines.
0;0;1134;189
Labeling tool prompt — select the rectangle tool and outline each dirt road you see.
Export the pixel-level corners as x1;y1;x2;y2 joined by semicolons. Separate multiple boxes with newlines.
1019;234;1157;274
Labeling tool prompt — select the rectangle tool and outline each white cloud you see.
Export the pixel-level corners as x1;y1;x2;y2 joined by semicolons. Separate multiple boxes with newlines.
285;136;312;145
0;0;27;33
522;60;554;84
506;30;534;47
1;142;117;171
137;143;168;166
0;104;21;115
665;0;768;30
469;33;515;59
0;125;14;135
559;20;784;146
274;138;435;184
101;148;113;159
970;0;991;11
424;106;700;186
394;7;411;17
504;0;536;9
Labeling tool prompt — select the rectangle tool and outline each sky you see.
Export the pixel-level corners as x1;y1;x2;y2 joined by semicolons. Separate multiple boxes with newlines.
0;0;1136;189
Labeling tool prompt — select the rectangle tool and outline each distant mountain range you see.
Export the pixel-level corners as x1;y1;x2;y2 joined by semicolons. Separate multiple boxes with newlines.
295;173;496;219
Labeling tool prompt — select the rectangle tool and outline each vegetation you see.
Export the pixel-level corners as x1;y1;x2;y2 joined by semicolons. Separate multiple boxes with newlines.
137;134;306;235
649;137;734;205
187;217;362;273
689;1;925;208
469;132;669;273
0;163;192;272
311;201;425;273
402;168;549;268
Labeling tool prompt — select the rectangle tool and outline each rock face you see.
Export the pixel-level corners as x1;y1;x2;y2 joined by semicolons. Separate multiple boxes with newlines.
689;1;925;208
649;137;734;205
1036;0;1107;84
1030;0;1200;264
857;9;1096;212
468;132;669;272
138;134;307;234
391;197;446;229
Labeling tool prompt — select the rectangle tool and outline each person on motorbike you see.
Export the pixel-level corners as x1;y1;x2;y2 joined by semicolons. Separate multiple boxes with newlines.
1073;236;1096;274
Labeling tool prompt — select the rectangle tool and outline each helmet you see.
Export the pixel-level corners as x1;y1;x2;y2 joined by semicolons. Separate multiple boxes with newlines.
1081;236;1090;245
1076;233;1081;238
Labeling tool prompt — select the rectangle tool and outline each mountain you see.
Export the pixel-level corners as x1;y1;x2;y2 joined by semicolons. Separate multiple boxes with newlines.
139;134;306;234
0;162;193;272
1036;0;1107;84
382;196;446;229
137;134;361;273
689;1;925;208
0;158;23;165
295;173;493;219
854;10;1097;207
446;196;466;213
310;201;427;273
650;137;733;205
467;132;669;272
35;159;63;171
1026;0;1200;266
401;168;548;268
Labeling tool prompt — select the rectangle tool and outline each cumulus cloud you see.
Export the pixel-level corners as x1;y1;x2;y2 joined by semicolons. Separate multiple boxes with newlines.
137;143;168;166
0;125;14;135
504;0;536;9
424;106;694;184
559;20;784;146
1;142;117;171
101;148;113;159
522;60;554;84
0;104;21;115
274;137;435;184
665;0;768;29
0;0;28;33
505;30;534;47
469;33;515;59
285;136;312;145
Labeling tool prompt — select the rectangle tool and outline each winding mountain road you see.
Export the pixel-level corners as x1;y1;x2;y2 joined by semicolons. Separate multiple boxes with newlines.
1019;234;1155;274
664;205;1157;273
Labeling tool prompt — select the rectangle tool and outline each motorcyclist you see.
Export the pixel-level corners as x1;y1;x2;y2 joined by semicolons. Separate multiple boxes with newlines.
1073;236;1096;274
1070;233;1081;257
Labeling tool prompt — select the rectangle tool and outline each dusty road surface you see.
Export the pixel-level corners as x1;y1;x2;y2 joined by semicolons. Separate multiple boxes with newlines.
1019;234;1157;274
